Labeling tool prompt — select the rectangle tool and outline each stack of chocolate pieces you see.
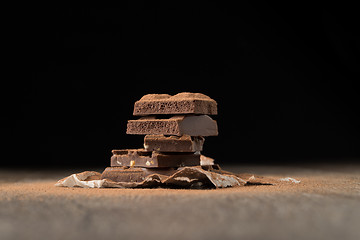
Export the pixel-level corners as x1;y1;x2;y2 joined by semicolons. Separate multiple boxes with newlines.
101;92;218;183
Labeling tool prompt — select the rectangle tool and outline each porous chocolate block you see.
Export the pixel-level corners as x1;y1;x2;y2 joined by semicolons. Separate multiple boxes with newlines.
101;166;177;183
144;135;204;152
133;92;217;116
127;115;218;136
111;149;201;168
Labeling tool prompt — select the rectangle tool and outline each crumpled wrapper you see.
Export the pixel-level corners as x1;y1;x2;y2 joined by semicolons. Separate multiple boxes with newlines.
55;166;300;189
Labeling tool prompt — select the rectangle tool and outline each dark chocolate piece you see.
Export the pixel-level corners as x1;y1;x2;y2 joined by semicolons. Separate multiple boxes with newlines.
144;135;204;152
111;149;201;168
126;115;218;136
101;167;177;183
133;92;217;116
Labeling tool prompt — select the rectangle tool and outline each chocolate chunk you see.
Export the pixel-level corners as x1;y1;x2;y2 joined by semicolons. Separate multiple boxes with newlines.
111;149;201;168
127;115;218;136
133;92;217;116
200;155;215;166
144;135;204;152
101;167;177;183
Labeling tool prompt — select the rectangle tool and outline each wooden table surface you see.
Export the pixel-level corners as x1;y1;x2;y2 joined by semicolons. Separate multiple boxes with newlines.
1;164;359;240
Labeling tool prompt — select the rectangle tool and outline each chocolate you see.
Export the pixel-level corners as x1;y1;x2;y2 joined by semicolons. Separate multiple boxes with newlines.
111;149;201;168
127;115;218;136
101;166;177;183
144;135;204;152
133;92;217;116
200;155;214;166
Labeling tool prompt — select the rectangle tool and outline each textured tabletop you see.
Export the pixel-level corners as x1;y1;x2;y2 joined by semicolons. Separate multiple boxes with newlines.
1;164;359;240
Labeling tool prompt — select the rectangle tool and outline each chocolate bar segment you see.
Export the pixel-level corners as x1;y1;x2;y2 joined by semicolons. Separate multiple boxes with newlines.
144;135;204;152
111;149;200;168
101;167;177;183
133;92;217;116
126;115;218;136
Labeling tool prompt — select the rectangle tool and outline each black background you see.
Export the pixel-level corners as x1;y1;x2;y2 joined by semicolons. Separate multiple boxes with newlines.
2;3;359;168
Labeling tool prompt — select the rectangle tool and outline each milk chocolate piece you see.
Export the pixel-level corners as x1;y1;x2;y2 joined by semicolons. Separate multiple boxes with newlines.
101;167;177;183
144;135;204;152
133;92;217;116
200;155;215;166
127;115;218;136
111;149;201;168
